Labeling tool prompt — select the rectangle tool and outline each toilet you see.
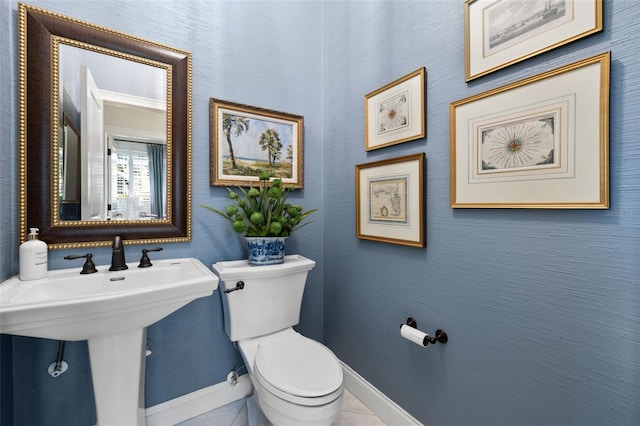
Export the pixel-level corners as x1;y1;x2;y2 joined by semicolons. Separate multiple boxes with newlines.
212;254;344;426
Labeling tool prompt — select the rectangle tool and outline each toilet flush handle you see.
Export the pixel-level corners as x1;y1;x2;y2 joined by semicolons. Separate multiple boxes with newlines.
224;281;245;294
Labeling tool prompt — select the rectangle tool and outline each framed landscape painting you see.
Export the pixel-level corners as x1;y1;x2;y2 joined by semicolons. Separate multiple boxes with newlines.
465;0;602;81
210;98;304;188
451;52;610;208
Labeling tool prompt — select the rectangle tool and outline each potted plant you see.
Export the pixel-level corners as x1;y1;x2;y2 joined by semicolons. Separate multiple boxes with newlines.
201;172;317;265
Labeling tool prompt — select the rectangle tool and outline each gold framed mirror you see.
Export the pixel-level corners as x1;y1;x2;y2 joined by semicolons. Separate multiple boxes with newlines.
18;3;192;249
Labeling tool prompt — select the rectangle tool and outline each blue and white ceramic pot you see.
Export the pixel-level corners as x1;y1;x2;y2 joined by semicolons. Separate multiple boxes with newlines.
245;237;287;266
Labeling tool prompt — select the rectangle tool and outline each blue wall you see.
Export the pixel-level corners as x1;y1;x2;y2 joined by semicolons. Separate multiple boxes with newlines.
1;1;639;425
323;1;640;425
0;1;323;425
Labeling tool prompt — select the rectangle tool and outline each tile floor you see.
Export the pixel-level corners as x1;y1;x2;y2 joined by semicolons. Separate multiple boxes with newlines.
177;389;386;426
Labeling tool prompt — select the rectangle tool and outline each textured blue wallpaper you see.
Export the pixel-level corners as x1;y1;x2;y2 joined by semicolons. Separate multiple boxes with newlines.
323;0;640;425
0;1;323;425
1;0;639;425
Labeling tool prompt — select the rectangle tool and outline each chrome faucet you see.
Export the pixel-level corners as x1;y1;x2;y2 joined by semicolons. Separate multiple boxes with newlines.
109;236;128;271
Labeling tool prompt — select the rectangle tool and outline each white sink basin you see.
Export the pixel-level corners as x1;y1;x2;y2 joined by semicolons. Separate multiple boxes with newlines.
0;257;219;426
0;257;218;341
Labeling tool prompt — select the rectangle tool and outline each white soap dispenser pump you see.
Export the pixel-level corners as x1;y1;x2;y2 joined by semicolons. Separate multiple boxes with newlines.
19;227;48;281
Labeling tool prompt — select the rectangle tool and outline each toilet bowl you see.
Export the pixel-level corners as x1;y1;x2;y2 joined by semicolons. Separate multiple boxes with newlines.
239;328;343;426
212;255;344;426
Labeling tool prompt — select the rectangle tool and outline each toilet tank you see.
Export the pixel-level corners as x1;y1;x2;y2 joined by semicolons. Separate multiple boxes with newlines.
212;254;316;342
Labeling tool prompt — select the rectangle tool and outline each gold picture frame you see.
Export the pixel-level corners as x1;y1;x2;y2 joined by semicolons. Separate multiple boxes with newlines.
356;153;425;247
210;98;304;188
451;52;610;208
364;68;426;151
465;0;603;81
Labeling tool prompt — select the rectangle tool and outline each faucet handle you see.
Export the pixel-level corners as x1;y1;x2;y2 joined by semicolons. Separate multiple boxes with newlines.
112;235;123;251
138;247;163;268
64;253;98;274
109;235;128;271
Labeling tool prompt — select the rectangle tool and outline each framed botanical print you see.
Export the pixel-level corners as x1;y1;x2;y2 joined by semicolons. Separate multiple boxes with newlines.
365;68;426;151
451;52;610;208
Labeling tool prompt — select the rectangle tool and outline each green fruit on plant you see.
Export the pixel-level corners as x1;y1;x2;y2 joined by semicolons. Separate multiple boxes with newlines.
250;212;264;225
232;220;245;233
269;221;282;235
268;186;282;198
259;171;271;181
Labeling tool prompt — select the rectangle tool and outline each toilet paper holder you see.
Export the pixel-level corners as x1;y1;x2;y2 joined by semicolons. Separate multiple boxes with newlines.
401;317;448;346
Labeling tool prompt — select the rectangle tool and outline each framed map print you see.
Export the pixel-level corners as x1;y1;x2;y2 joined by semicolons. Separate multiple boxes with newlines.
451;52;609;208
356;153;425;247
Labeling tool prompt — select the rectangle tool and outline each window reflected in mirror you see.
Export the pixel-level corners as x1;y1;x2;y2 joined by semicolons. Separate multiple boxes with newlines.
109;139;166;221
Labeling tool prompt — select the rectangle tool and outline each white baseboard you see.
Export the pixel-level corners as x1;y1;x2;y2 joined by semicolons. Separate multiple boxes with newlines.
145;374;253;426
341;361;423;426
145;362;421;426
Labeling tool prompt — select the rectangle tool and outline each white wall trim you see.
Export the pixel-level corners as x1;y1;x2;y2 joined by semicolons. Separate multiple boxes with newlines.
144;362;421;426
145;374;252;426
341;361;423;426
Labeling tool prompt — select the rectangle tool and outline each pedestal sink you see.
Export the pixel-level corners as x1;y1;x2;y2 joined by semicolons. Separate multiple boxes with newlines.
0;257;219;426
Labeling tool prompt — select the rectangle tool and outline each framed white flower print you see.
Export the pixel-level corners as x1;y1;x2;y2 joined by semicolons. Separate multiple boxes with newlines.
364;68;426;151
450;52;610;208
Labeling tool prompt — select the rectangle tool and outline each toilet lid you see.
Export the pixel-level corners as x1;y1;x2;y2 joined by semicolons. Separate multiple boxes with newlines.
254;332;342;398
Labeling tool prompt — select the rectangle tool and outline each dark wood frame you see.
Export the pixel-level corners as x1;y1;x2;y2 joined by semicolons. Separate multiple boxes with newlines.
18;3;192;248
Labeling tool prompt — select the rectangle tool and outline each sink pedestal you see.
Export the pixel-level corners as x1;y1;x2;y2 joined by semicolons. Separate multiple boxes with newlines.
88;328;147;426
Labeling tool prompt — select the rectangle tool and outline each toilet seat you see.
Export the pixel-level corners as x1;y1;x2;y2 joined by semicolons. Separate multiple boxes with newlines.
252;331;343;406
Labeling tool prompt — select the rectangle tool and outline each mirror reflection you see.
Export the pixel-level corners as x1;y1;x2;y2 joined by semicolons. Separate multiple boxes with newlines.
57;43;168;222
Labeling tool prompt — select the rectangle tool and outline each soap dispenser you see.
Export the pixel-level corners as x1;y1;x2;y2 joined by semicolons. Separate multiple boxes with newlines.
19;227;48;281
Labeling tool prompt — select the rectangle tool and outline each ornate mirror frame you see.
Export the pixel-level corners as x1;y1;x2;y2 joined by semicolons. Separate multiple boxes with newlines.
18;3;192;249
